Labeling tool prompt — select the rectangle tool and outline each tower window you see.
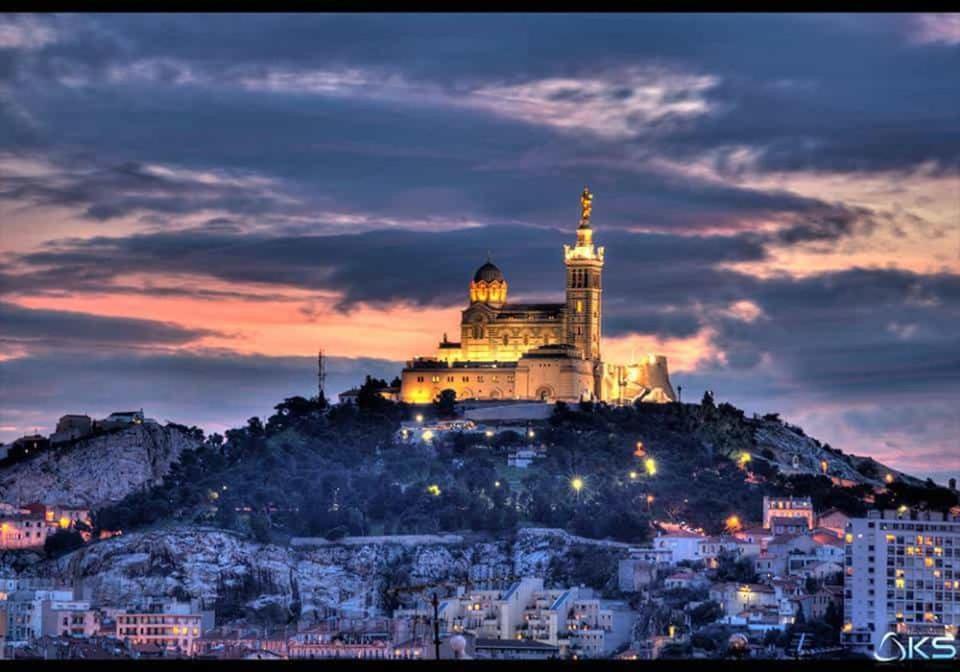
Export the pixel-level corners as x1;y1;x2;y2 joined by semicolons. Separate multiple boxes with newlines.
576;300;583;313
503;334;508;346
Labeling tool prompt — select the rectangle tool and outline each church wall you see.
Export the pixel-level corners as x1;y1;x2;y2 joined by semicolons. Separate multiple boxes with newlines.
400;366;517;404
460;318;564;363
515;357;595;402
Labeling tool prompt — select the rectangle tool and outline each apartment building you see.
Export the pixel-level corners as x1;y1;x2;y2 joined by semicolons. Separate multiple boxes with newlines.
842;509;960;656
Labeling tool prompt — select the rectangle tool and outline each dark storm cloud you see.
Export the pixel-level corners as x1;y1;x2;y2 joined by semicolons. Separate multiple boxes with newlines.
706;268;960;400
5;14;956;176
0;158;291;221
9;224;769;312
0;301;219;349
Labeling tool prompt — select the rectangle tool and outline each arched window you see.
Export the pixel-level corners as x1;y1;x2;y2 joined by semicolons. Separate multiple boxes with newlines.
502;334;509;346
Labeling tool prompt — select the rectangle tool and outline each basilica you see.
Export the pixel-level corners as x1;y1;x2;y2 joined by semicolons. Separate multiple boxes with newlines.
399;188;676;405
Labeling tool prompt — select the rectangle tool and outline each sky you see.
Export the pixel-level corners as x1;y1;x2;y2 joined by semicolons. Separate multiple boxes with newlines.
0;13;957;483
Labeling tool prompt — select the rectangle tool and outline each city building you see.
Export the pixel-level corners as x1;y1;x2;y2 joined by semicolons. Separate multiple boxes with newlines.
400;188;676;405
96;410;146;432
4;589;77;644
115;602;205;656
762;497;815;530
50;415;93;445
818;509;851;537
398;577;629;659
653;530;705;564
0;510;51;550
842;509;960;656
618;548;671;592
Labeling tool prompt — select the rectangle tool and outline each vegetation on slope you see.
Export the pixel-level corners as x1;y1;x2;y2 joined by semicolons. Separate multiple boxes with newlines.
92;382;958;545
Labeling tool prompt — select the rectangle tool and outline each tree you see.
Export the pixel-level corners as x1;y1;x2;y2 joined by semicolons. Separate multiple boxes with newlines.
434;389;457;418
690;600;723;627
250;513;271;544
44;529;84;557
701;390;715;409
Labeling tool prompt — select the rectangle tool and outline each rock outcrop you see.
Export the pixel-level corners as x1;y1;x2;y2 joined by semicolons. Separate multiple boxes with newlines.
0;424;200;508
8;526;633;625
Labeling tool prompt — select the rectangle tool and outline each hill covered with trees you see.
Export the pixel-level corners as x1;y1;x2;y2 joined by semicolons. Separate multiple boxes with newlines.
91;383;958;546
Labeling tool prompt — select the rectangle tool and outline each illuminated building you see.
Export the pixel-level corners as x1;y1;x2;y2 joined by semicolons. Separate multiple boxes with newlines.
762;496;815;530
115;603;204;656
842;509;960;655
401;188;676;405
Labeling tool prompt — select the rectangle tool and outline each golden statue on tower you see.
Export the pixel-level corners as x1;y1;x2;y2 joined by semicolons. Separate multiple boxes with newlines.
579;186;593;224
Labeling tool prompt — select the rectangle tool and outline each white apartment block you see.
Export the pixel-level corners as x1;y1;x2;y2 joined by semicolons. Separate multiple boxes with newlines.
4;589;77;643
763;496;814;530
406;577;620;658
843;509;960;656
115;602;204;656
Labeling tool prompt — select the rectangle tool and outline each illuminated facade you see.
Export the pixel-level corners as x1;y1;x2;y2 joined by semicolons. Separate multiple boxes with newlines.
842;509;960;656
401;188;676;405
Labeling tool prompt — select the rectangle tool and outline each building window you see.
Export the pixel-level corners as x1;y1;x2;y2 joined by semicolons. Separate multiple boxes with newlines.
416;376;424;383
431;376;440;383
576;300;583;313
503;335;508;346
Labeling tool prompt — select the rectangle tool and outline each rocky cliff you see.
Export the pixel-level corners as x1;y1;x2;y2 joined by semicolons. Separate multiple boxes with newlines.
7;526;632;624
0;424;200;509
751;418;921;487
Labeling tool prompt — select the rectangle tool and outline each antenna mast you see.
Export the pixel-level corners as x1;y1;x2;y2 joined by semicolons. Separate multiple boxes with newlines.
317;349;327;402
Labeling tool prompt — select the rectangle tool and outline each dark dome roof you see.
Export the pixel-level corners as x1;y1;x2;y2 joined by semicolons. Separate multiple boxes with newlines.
473;261;504;283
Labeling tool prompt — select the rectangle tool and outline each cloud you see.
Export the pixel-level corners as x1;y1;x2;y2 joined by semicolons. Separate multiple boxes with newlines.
0;301;219;353
908;14;960;46
0;14;58;50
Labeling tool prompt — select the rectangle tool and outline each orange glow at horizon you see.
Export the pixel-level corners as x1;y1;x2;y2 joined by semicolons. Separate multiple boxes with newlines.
10;282;463;362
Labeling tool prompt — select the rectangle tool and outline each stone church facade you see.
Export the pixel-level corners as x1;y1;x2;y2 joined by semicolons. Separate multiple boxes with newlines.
400;188;676;405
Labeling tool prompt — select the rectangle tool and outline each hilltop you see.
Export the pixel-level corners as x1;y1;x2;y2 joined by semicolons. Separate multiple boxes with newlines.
70;390;956;546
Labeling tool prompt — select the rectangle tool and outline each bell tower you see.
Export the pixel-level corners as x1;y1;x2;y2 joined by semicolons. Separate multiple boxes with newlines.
564;186;604;361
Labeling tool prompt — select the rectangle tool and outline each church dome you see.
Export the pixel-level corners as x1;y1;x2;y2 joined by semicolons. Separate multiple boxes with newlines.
473;261;504;283
470;258;508;307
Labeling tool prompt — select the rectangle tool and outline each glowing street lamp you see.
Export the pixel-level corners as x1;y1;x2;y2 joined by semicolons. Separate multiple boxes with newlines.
634;441;646;458
415;414;424;423
644;458;657;476
738;452;751;468
725;514;742;533
485;430;494;438
571;477;584;493
820;460;829;474
427;484;442;496
421;429;434;441
885;473;895;485
628;471;638;481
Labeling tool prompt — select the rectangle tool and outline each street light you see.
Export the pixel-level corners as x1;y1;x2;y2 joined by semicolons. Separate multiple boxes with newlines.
416;414;424;423
628;471;638;481
644;458;657;476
